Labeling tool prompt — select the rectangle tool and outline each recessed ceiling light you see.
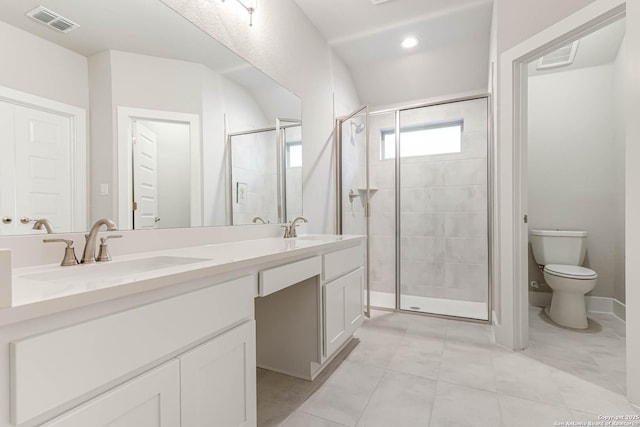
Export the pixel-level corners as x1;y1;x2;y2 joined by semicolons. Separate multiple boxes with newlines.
402;37;418;49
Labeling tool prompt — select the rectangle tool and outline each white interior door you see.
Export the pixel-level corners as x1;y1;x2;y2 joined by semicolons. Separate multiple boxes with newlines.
0;101;16;234
13;104;72;234
133;121;159;229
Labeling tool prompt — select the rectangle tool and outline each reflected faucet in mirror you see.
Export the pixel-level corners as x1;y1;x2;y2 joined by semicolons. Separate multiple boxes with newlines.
81;218;118;264
20;217;54;234
252;217;267;224
283;216;308;238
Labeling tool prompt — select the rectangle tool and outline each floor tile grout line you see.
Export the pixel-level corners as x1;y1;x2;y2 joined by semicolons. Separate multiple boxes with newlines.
351;369;387;427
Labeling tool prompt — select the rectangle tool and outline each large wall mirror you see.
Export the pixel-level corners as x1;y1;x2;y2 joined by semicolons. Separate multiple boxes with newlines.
0;0;302;235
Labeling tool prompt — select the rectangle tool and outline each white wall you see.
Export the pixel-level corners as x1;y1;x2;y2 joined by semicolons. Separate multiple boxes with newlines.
497;0;598;54
527;64;623;300
624;0;640;404
162;0;362;234
0;21;89;110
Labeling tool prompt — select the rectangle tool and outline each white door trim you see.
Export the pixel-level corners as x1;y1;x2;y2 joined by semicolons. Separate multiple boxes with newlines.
496;0;626;351
0;85;87;232
117;107;202;230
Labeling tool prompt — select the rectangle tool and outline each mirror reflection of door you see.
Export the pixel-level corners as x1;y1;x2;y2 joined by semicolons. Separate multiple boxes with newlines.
132;121;159;229
1;100;73;235
131;119;191;230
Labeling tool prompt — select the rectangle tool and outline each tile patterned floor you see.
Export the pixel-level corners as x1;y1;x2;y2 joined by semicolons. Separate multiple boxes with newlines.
257;307;636;427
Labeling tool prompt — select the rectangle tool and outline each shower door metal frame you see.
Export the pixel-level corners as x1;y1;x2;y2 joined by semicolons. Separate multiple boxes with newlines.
370;94;494;323
335;105;371;318
226;120;301;225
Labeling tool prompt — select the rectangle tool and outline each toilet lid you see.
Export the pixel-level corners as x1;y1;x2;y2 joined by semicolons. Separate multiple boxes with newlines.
544;264;598;280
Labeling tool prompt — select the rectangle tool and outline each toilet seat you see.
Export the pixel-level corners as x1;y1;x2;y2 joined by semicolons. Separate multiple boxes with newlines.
544;264;598;280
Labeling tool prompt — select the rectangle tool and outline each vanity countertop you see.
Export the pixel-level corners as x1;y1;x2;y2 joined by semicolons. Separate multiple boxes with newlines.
0;234;364;326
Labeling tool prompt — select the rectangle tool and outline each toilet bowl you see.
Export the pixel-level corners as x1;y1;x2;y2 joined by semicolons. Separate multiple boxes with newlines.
542;264;597;329
529;230;598;330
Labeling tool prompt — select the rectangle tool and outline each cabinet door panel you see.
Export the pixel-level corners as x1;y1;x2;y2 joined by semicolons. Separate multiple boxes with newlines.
345;268;364;332
180;320;257;427
42;361;180;427
323;277;346;357
323;267;364;358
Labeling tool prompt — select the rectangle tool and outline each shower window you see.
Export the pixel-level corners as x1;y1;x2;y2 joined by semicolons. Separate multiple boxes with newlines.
381;120;463;160
286;142;302;167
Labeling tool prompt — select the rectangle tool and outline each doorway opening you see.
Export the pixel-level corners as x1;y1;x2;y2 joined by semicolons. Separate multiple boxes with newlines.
117;107;201;230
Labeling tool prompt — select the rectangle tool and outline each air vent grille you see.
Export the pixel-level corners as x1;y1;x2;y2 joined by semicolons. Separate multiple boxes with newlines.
537;41;579;70
26;6;79;33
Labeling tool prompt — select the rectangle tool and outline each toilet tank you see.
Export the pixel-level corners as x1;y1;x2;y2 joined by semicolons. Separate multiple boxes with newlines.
529;230;588;266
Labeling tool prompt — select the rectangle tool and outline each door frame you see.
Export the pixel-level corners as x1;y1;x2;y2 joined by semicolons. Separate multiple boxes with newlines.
0;85;87;232
117;107;202;230
495;0;626;350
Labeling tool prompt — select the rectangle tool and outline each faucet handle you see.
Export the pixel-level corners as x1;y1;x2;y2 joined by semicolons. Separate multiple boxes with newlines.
291;224;300;238
43;239;79;266
100;234;123;244
97;234;122;262
281;225;291;239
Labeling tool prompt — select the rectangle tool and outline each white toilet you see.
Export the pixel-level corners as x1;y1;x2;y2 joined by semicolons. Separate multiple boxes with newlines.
529;230;598;329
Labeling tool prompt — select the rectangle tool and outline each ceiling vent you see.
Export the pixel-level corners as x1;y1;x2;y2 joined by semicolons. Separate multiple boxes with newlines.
26;6;79;33
537;41;579;70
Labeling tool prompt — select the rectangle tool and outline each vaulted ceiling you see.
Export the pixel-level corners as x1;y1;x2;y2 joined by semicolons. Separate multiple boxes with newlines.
294;0;494;109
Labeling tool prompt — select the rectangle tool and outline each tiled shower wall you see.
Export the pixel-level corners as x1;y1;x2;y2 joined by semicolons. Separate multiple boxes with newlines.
369;98;488;304
231;130;278;224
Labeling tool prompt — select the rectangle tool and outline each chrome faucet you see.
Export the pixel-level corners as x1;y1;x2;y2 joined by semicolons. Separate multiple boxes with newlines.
286;216;308;238
81;218;118;263
252;216;267;224
33;218;54;234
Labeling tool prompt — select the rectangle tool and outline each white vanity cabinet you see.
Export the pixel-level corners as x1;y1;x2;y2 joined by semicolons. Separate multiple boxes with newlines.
7;275;255;427
41;361;181;427
180;320;256;427
0;235;367;427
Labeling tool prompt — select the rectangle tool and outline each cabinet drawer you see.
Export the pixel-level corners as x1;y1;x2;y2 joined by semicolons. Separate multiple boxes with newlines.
259;256;321;296
323;244;364;282
10;275;255;425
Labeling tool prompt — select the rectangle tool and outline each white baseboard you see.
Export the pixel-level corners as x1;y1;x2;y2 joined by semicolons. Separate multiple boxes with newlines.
586;296;613;313
613;298;626;321
528;291;625;321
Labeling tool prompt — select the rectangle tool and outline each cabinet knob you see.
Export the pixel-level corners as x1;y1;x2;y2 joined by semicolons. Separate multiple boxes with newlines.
1;217;12;224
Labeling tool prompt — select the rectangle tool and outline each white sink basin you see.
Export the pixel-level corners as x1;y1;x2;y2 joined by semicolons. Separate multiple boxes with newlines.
20;256;211;286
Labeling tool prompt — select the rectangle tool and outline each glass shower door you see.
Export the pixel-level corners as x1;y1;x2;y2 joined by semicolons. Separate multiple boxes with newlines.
397;97;489;320
336;106;369;316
